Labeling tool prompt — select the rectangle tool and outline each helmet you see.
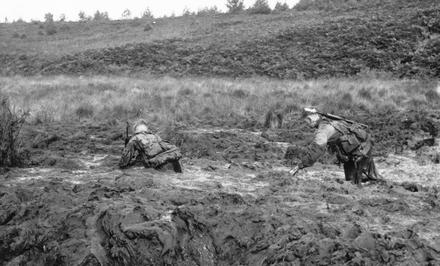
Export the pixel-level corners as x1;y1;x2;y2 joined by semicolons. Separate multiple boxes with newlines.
301;107;321;127
301;107;318;118
133;119;150;134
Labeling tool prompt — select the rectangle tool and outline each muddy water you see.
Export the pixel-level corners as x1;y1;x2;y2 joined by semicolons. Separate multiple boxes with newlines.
1;128;440;265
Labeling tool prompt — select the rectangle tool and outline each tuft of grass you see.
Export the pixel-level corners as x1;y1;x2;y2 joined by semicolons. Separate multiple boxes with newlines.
0;95;28;167
75;103;94;119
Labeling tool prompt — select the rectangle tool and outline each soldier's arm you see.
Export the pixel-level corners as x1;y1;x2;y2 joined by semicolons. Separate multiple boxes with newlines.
159;140;178;152
300;124;336;168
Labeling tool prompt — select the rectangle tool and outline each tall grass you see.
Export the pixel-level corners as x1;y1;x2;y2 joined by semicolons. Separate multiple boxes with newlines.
0;75;438;129
0;95;28;167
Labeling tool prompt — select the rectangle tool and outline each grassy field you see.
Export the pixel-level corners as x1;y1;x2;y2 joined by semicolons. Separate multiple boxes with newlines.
1;75;438;127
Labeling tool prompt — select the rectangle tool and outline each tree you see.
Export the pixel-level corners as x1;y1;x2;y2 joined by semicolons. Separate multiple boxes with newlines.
59;14;66;22
274;2;289;12
248;0;272;14
226;0;244;14
78;11;90;22
44;13;54;23
93;10;109;21
122;9;131;19
182;8;194;17
141;8;154;19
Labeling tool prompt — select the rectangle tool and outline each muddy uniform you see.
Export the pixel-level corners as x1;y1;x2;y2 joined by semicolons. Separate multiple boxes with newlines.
119;131;182;172
295;119;378;184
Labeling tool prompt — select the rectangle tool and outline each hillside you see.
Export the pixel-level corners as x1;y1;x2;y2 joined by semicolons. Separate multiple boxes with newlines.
0;0;439;78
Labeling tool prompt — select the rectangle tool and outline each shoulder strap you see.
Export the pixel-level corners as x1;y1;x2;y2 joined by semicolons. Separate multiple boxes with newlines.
327;120;350;135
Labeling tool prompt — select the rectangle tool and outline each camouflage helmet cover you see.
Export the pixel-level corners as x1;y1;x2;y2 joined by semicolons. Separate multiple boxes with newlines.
133;119;150;134
301;107;319;119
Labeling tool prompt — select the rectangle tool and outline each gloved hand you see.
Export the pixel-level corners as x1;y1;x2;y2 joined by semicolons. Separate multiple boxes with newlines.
289;165;300;176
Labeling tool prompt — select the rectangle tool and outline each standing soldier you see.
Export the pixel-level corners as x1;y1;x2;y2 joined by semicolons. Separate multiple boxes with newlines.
119;120;182;172
285;107;381;184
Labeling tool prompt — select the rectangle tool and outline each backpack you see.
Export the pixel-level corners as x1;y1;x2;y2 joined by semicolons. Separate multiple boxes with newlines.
328;120;372;158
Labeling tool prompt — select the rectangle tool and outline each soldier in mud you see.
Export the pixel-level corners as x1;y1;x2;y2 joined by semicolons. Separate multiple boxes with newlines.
119;120;183;172
285;107;381;185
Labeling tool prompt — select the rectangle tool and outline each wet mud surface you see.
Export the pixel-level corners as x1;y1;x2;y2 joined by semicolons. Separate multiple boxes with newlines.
1;119;440;265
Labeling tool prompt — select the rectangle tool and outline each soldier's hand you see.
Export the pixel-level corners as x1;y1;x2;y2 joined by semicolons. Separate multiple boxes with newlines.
289;165;300;176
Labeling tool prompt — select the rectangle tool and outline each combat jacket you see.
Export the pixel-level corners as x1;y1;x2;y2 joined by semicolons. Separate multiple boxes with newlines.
119;132;181;168
300;120;373;168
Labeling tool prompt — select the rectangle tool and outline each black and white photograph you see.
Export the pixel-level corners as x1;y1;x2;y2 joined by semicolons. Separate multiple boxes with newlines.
0;0;439;264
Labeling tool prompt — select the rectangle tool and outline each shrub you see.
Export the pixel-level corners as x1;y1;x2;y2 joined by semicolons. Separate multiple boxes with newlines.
78;11;91;22
197;6;221;16
44;13;54;23
248;0;272;14
144;24;153;31
75;103;94;119
231;89;248;98
177;88;193;97
226;0;245;14
141;8;154;19
264;109;283;129
45;22;57;35
357;87;372;100
59;24;71;32
129;18;142;27
0;95;28;167
274;2;289;12
93;10;109;21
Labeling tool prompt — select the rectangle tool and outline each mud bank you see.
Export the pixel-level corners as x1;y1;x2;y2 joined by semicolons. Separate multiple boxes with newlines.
1;148;440;265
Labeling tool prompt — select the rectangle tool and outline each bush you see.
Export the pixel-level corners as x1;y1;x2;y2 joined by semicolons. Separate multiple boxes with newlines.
78;11;91;22
226;0;245;14
141;8;154;19
45;23;57;35
75;103;94;119
44;13;54;23
93;10;109;21
0;95;28;167
197;6;221;16
274;2;289;12
144;24;153;31
357;87;372;100
248;0;272;14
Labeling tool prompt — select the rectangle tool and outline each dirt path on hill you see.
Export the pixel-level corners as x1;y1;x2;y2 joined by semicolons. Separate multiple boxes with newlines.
1;124;440;265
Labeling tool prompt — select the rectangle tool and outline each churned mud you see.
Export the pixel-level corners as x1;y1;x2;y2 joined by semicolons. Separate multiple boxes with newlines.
1;118;440;265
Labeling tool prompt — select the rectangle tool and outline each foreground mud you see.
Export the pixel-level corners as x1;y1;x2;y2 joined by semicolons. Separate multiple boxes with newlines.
1;124;440;265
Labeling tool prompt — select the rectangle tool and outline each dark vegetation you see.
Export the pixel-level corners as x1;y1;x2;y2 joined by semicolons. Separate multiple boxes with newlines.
0;0;439;78
0;95;28;167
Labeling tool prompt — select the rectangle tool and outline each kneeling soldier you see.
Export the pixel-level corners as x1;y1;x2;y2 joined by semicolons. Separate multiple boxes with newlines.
286;107;381;184
119;120;182;172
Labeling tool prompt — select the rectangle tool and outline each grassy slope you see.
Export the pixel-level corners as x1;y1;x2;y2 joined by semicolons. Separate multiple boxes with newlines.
0;0;439;78
0;13;317;56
